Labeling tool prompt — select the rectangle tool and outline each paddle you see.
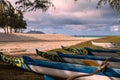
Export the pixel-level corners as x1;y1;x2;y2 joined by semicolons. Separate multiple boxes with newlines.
81;57;120;66
117;52;120;56
81;60;100;66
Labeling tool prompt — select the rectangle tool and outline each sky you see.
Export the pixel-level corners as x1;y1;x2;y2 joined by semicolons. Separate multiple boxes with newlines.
6;0;120;35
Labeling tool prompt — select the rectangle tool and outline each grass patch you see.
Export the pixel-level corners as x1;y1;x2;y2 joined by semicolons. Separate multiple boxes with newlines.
48;36;120;53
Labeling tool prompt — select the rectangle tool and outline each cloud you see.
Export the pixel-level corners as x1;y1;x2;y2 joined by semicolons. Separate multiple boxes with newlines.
110;25;119;32
7;0;120;35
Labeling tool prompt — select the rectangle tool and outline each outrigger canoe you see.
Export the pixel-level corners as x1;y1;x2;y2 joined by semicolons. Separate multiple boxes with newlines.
0;52;120;80
0;52;31;71
61;45;120;57
36;49;120;68
91;41;120;48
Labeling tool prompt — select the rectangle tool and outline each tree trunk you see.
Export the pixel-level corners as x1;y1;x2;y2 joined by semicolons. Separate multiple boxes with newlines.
14;28;17;33
10;27;12;33
6;26;9;33
21;29;23;33
3;28;6;33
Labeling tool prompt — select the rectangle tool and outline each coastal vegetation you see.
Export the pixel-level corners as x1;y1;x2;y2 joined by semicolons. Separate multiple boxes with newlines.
0;0;27;33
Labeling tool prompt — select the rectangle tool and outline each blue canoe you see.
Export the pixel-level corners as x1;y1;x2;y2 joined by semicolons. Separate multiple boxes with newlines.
61;45;120;57
0;52;120;80
36;49;120;68
22;56;120;80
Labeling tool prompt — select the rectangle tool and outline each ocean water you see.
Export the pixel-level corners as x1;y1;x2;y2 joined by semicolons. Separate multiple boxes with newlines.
72;35;107;38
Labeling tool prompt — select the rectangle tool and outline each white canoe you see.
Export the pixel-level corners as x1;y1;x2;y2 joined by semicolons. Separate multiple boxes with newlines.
91;41;120;48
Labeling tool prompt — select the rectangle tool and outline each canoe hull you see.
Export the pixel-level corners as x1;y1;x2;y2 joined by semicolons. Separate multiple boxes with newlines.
61;45;120;57
62;57;120;68
91;41;115;48
28;64;120;80
36;49;120;68
1;53;120;80
23;56;120;80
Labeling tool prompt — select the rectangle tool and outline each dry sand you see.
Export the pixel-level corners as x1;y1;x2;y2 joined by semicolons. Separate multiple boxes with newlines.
0;33;98;56
0;33;99;80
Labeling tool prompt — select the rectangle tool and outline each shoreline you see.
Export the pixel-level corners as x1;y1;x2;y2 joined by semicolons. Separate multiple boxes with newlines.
0;33;99;55
0;33;101;80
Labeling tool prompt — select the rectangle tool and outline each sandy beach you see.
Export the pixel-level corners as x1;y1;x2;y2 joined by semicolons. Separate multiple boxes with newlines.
1;33;98;80
0;33;97;56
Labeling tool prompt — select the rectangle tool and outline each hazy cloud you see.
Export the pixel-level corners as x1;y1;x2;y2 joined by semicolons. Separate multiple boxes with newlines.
8;0;120;35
